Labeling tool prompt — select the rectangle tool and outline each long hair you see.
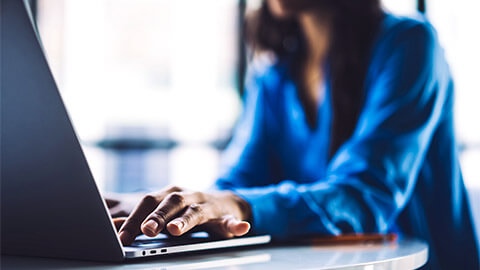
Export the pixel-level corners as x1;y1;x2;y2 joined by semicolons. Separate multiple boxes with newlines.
246;0;383;159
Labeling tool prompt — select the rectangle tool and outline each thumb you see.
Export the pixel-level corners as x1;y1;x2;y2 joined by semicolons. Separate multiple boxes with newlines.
222;215;250;237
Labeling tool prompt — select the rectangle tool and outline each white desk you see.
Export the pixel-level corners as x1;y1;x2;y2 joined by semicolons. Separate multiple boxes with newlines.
1;238;428;270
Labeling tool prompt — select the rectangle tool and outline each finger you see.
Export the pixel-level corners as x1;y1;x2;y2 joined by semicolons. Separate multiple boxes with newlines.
223;215;250;236
166;203;212;236
201;221;234;238
113;217;127;232
119;186;183;245
203;216;250;238
119;195;158;245
105;198;120;208
141;192;205;237
204;216;250;238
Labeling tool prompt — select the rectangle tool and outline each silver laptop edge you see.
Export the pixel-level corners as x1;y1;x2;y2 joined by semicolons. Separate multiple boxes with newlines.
124;235;272;259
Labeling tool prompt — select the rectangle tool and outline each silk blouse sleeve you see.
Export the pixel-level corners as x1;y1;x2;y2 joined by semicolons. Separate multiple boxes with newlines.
216;22;448;238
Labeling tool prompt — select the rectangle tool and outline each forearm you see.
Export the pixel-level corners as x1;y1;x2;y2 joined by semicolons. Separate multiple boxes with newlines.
231;178;395;239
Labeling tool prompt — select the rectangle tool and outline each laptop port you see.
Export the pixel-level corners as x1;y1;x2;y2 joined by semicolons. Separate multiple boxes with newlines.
150;250;157;254
161;249;167;253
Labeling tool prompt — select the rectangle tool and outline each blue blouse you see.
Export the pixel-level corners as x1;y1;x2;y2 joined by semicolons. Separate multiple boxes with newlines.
216;12;478;269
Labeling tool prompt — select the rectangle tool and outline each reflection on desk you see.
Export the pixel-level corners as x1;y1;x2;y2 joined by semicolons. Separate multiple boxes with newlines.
1;238;428;270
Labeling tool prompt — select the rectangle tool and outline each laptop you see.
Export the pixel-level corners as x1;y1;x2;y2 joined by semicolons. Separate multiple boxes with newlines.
0;0;270;262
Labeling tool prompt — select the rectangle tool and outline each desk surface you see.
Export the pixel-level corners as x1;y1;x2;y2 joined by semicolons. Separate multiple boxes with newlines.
1;238;428;270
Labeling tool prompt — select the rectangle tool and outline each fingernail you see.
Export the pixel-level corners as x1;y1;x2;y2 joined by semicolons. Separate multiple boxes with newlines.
143;220;159;234
229;220;250;236
172;221;184;231
240;221;251;230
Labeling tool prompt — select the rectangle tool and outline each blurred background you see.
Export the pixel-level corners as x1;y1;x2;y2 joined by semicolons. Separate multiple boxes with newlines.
31;0;478;242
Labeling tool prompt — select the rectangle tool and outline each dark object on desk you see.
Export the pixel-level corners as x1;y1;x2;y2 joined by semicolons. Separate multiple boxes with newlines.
309;233;398;245
0;0;270;262
279;233;398;246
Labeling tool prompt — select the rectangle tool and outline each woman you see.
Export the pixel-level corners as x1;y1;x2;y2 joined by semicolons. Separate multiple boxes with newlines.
113;0;479;268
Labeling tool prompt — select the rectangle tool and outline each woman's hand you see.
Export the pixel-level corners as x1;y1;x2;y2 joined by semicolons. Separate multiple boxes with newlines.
116;186;252;245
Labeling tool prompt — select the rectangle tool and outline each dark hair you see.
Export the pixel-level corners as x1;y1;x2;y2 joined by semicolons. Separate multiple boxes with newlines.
246;0;383;159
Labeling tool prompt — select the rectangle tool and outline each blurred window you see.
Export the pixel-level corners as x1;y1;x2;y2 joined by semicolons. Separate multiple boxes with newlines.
36;0;242;191
382;0;417;15
428;0;480;190
428;0;480;250
36;0;479;193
